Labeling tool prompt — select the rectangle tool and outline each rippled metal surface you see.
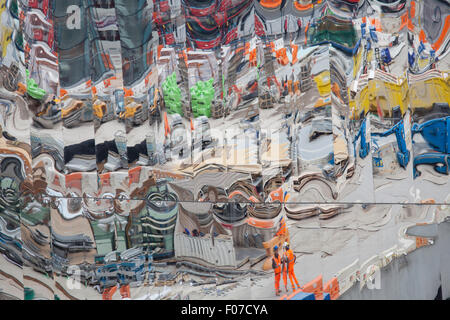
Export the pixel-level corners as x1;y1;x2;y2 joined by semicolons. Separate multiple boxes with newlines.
0;0;449;300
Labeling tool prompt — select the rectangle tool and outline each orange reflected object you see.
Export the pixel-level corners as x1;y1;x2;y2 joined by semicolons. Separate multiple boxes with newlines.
291;44;298;64
419;29;427;43
157;44;163;58
102;286;117;300
120;285;130;299
293;81;300;94
65;172;83;190
99;172;111;186
17;82;27;95
287;79;293;94
128;166;142;185
276;48;289;65
324;277;340;300
275;217;287;236
248;217;275;229
293;1;313;11
301;274;323;300
124;88;133;97
164;112;170;137
260;0;282;9
432;16;450;51
400;12;408;30
331;82;341;100
249;49;257;67
269;187;283;202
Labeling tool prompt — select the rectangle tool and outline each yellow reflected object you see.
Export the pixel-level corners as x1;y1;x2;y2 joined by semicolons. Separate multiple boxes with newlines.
351;78;408;119
61;101;84;118
313;70;331;97
409;76;450;111
0;0;6;15
93;101;107;119
121;104;142;119
353;46;363;79
1;26;13;58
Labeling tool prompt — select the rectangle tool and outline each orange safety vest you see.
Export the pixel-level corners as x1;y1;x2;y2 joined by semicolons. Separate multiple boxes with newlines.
286;249;296;267
276;217;287;236
281;254;288;273
273;254;282;275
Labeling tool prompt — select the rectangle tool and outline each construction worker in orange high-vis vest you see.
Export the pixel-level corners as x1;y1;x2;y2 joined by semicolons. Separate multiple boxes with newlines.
282;249;288;292
283;242;301;291
272;245;282;296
